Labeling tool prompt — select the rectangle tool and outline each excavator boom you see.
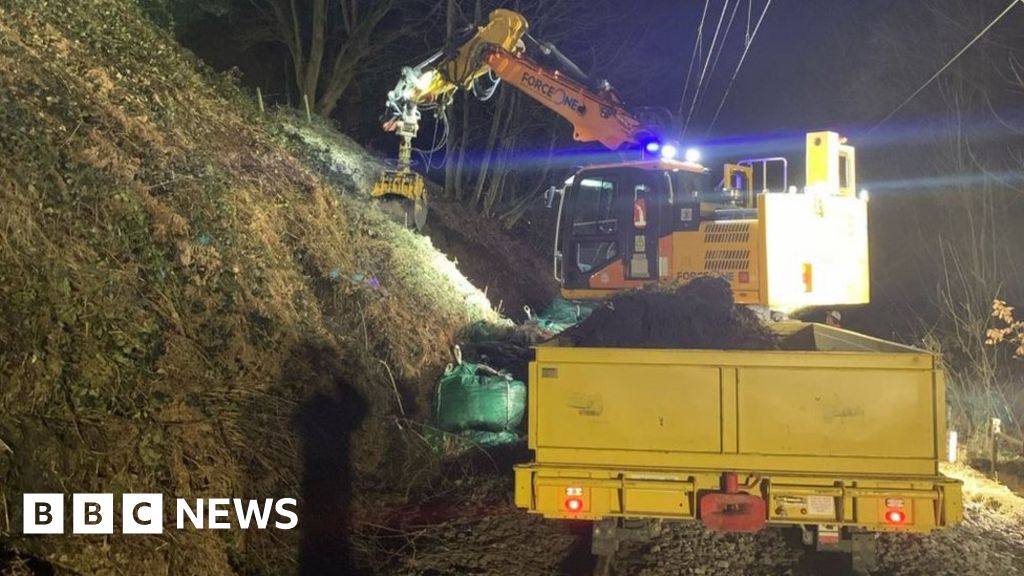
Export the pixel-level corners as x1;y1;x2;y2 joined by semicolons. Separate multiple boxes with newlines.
373;9;653;228
483;48;642;150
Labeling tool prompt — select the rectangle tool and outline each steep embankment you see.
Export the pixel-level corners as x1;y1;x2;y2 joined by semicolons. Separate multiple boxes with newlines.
0;1;535;573
284;118;560;321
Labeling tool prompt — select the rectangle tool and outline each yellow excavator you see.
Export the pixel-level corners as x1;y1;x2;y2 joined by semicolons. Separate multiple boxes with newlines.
376;8;869;311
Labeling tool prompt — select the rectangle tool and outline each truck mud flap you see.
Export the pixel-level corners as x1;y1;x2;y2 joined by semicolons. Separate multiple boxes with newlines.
699;492;767;532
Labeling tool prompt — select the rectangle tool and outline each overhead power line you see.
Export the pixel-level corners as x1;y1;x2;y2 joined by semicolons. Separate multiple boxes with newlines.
683;0;733;137
867;0;1023;135
678;0;713;117
695;0;743;116
704;0;772;137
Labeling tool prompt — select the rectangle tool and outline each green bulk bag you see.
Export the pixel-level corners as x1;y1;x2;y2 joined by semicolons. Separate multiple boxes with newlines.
435;361;526;433
530;298;595;334
459;430;520;447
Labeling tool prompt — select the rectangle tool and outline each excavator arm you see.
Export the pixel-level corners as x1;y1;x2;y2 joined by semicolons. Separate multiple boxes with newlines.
373;9;651;227
482;48;642;150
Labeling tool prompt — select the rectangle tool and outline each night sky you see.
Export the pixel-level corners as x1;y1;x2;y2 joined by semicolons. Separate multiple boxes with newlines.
188;0;1024;170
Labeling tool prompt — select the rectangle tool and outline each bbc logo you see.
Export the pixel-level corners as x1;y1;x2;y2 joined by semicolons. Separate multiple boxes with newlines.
24;494;164;534
23;494;298;533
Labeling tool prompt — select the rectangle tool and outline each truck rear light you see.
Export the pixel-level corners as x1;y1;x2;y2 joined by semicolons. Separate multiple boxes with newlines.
563;486;585;513
885;509;906;524
738;271;750;284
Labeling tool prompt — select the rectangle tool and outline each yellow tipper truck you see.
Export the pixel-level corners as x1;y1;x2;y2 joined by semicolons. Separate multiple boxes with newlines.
513;323;963;573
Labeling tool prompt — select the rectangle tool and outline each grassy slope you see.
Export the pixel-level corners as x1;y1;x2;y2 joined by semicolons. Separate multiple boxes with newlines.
0;1;503;573
283;117;561;322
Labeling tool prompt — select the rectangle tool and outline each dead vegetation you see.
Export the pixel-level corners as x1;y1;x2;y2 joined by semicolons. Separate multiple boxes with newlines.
0;0;507;573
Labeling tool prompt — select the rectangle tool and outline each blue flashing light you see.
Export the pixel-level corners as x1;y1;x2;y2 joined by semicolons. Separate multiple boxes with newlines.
644;140;661;154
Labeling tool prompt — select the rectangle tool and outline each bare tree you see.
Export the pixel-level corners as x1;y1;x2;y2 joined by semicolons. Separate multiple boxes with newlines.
905;0;1024;438
252;0;422;117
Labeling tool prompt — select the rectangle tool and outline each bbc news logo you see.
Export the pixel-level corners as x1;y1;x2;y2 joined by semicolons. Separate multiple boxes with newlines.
23;494;298;534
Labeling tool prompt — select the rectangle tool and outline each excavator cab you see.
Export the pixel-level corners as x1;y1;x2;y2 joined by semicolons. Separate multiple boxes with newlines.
553;131;870;311
555;160;706;295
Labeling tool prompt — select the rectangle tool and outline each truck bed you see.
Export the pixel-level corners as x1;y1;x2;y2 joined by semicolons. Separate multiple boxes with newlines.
514;322;962;533
529;322;942;476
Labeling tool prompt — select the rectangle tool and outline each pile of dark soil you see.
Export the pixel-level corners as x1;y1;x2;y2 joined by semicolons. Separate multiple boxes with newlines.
563;277;778;350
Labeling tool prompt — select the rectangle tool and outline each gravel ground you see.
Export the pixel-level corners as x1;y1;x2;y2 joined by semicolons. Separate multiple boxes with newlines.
611;523;803;576
382;510;582;575
375;463;1024;576
875;501;1024;576
608;502;1023;576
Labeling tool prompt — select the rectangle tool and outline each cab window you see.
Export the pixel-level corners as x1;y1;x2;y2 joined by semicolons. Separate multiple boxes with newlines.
575;241;617;273
572;177;617;235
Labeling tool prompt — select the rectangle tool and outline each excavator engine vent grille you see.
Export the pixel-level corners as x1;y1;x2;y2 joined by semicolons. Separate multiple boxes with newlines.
704;222;752;243
705;249;751;271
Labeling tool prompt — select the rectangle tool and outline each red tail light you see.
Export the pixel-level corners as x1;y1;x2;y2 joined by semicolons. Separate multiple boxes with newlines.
885;509;906;524
564;497;583;512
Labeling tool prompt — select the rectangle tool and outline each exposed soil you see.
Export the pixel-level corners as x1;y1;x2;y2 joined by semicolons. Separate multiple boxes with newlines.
564;277;778;350
425;195;561;323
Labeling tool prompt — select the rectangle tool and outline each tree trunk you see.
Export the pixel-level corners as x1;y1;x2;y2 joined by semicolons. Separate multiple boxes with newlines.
472;87;509;209
499;127;558;228
287;0;304;91
262;0;400;119
301;0;327;105
483;92;519;215
315;2;391;117
443;0;458;199
455;92;470;201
